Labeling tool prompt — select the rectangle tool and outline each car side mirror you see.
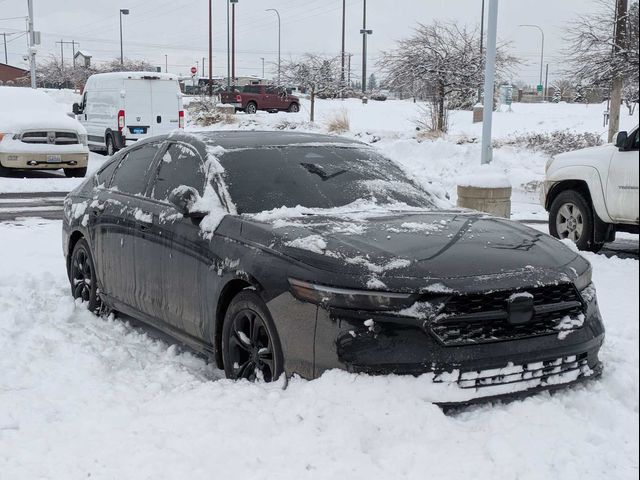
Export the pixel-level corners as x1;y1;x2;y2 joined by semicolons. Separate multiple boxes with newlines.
72;103;82;115
615;131;628;150
168;186;206;219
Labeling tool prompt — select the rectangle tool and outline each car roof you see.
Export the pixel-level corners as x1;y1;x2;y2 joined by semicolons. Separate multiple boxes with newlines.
185;130;368;150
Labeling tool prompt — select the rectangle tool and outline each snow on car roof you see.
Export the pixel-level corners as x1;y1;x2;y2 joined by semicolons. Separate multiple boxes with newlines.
88;71;179;81
0;86;58;111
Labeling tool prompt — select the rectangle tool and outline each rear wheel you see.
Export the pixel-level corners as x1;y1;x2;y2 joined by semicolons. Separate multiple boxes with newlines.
222;291;284;382
69;238;101;313
64;167;87;178
106;135;117;156
245;102;258;115
288;103;300;113
549;190;603;252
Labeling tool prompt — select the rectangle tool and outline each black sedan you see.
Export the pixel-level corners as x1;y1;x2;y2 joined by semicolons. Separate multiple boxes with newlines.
63;131;604;403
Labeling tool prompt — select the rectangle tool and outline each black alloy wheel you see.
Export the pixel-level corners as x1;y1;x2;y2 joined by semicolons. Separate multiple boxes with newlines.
222;291;283;382
70;238;101;313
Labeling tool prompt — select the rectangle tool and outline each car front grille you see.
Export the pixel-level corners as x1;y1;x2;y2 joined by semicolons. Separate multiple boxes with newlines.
445;353;590;389
429;283;585;346
20;131;79;145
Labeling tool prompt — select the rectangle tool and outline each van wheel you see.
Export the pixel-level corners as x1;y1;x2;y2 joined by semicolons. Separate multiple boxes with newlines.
549;190;603;252
245;102;258;115
64;167;87;178
106;135;117;156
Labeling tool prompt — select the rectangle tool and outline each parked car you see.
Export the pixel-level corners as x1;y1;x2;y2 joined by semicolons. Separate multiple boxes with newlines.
73;72;184;156
0;86;89;177
370;90;389;101
219;85;300;114
542;126;639;252
63;131;603;405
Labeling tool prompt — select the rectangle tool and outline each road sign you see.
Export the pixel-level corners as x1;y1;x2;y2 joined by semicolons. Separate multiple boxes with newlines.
191;66;197;75
537;84;543;93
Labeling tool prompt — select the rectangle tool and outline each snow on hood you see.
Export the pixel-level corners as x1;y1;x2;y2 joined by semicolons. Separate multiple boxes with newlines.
0;87;85;134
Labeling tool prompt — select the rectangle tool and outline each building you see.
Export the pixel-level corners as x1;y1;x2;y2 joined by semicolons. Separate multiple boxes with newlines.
0;62;29;85
73;50;92;68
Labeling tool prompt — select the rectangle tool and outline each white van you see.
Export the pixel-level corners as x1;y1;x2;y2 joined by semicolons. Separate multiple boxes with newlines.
73;72;184;155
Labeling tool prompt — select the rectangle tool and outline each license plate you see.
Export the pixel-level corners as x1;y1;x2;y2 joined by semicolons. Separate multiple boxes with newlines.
46;155;62;163
131;127;145;134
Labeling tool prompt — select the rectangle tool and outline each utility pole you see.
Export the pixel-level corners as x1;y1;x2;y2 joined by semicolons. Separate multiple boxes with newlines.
360;0;373;95
165;54;168;73
71;40;77;67
208;0;213;96
231;0;238;86
348;53;352;86
56;40;77;69
341;0;346;93
544;63;549;101
260;57;265;79
518;24;544;97
266;9;281;85
478;0;485;102
609;0;628;142
27;0;36;88
481;0;499;165
56;39;64;66
2;33;7;64
226;0;230;89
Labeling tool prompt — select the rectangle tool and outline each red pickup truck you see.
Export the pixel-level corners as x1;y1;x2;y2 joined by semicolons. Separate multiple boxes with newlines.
220;85;300;114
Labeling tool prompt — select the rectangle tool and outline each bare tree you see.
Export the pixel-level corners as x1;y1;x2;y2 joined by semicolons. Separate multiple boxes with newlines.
551;79;575;103
280;54;342;122
379;21;517;133
564;0;639;137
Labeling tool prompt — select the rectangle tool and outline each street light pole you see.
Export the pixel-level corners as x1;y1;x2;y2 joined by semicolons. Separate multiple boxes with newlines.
518;24;544;94
266;9;281;85
27;0;36;88
260;57;265;79
360;0;373;95
119;9;130;65
208;0;213;96
226;0;231;89
231;0;238;86
341;0;346;90
481;0;499;165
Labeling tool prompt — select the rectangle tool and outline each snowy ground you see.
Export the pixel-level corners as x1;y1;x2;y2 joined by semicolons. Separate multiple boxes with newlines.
0;219;637;479
1;90;638;479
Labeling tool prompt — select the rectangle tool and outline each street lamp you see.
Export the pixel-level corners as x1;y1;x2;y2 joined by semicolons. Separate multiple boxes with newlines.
266;8;281;85
119;8;130;65
227;0;239;89
518;24;544;96
260;57;265;79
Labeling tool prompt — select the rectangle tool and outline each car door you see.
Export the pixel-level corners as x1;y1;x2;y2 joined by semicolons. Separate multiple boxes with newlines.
143;140;222;339
606;128;640;222
91;142;162;312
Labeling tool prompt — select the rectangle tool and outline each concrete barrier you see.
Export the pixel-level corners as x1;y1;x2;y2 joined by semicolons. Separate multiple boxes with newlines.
215;104;236;115
457;185;512;219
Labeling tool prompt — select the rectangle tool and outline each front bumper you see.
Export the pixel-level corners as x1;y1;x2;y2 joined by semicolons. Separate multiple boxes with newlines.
311;292;605;405
0;151;88;169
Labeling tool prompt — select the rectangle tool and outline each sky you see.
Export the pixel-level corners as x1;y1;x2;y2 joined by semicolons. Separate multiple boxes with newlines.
0;0;607;85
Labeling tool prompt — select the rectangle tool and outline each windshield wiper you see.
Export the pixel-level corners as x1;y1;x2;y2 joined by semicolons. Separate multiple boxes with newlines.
300;163;347;181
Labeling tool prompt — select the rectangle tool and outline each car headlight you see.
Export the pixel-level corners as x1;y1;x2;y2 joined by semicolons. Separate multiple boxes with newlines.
0;132;12;142
574;266;592;292
289;278;417;311
78;133;88;146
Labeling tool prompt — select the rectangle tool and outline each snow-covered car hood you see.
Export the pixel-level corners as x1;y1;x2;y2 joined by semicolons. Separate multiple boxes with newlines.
551;144;615;168
241;210;585;283
0;109;86;135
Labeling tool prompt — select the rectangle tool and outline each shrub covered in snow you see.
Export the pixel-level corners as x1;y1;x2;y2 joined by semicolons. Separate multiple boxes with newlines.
186;95;234;127
495;130;604;157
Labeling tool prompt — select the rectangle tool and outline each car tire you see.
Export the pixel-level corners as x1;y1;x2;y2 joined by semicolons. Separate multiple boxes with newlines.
106;135;117;156
288;103;300;113
64;167;87;178
222;291;284;382
245;102;258;115
549;190;603;252
69;238;101;313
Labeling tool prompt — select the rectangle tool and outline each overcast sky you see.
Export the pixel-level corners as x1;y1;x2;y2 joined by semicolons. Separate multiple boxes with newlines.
1;0;605;84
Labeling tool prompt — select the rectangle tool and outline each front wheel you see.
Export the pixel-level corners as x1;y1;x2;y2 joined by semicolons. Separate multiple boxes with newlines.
222;291;284;382
287;103;300;113
549;190;603;252
69;238;101;313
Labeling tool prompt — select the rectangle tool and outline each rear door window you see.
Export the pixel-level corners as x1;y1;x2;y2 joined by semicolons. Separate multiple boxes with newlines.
110;143;161;196
151;142;207;202
95;156;121;188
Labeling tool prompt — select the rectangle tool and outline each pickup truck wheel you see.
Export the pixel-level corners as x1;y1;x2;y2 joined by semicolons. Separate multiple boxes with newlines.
549;190;603;252
245;102;258;115
288;103;300;113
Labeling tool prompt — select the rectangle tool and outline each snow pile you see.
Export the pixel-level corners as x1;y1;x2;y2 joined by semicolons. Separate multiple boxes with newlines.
0;220;637;479
457;164;512;189
285;235;328;255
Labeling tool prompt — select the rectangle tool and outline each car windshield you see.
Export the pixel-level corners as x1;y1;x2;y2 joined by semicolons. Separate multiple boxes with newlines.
218;145;436;214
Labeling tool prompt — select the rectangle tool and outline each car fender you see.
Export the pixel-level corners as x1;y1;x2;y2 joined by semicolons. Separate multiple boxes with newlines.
546;165;612;223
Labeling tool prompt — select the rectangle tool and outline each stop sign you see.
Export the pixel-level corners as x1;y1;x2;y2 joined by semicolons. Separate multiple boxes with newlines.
191;66;197;75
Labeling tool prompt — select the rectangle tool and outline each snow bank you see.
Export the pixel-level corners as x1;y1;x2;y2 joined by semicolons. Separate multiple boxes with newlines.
457;164;512;189
0;220;637;479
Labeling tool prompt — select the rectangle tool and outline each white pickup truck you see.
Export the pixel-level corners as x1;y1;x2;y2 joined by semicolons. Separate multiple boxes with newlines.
542;126;639;252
